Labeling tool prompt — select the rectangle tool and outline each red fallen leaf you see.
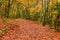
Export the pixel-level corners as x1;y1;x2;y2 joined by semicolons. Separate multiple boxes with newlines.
0;18;60;40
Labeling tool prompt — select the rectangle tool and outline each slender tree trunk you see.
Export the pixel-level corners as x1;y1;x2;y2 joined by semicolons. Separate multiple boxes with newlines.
5;0;10;18
7;0;10;18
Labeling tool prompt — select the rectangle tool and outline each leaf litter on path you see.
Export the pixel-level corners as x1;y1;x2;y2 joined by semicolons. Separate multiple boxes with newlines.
0;18;60;40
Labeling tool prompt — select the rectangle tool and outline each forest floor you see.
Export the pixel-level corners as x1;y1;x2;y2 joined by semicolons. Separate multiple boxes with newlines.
0;18;60;40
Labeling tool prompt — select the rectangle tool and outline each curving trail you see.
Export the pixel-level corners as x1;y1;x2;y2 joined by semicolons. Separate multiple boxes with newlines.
0;18;60;40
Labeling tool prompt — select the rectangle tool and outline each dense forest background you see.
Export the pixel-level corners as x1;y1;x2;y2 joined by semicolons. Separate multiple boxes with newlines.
0;0;60;31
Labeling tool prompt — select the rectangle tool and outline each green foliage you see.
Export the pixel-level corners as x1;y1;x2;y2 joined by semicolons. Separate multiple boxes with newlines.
0;27;9;35
54;2;60;32
57;3;60;13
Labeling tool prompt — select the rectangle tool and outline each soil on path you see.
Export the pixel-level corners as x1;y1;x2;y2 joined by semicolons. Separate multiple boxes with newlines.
0;18;60;40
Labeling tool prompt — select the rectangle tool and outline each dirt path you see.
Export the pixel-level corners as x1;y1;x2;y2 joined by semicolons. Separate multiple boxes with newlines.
0;18;60;40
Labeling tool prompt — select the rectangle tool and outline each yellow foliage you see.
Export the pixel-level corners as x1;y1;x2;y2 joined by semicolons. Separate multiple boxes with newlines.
58;0;60;2
17;0;29;6
29;8;35;12
16;0;42;12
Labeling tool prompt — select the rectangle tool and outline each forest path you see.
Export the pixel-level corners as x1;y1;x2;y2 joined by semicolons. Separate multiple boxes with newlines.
0;18;60;40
